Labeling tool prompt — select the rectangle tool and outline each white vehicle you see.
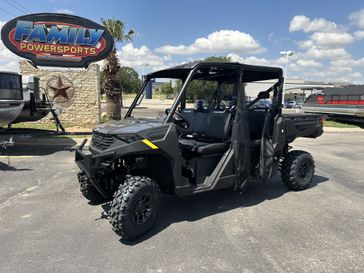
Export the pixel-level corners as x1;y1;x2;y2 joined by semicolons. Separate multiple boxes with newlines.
286;100;297;108
0;72;52;128
0;72;24;128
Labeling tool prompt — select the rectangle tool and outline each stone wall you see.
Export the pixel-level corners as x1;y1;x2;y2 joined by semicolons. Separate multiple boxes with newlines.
20;60;101;125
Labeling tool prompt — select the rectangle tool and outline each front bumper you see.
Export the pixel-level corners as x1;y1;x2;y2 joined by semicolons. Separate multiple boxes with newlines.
75;139;115;198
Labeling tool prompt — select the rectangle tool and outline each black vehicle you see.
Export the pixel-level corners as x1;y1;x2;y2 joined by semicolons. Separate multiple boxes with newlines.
75;62;323;240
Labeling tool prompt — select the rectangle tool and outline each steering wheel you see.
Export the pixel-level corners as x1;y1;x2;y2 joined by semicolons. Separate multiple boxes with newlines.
166;109;189;129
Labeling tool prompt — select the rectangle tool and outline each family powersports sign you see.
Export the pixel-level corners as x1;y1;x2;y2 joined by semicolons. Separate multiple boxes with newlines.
1;13;114;68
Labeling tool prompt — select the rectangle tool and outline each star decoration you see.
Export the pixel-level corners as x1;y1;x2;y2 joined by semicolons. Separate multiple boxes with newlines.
49;76;72;101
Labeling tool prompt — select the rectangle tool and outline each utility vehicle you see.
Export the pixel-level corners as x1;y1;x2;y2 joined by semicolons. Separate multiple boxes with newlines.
75;62;323;240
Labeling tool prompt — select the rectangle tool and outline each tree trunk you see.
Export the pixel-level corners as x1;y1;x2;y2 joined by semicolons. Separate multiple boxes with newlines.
103;49;122;120
106;93;121;120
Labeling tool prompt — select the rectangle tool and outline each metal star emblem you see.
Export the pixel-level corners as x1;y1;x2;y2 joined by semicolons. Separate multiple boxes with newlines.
49;76;72;101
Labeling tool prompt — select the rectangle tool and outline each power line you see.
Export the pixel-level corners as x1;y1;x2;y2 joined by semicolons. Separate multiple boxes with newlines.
0;6;17;17
3;0;25;14
13;0;32;13
3;0;31;14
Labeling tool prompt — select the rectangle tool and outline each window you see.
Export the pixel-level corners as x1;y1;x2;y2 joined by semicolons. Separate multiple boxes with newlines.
0;74;22;100
220;82;236;110
185;79;218;110
125;77;180;120
184;66;238;111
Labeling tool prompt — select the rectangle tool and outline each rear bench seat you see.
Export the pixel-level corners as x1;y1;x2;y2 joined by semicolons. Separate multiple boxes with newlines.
247;110;267;149
178;109;232;158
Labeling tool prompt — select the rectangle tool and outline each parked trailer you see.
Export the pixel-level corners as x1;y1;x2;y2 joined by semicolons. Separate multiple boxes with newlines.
302;86;364;124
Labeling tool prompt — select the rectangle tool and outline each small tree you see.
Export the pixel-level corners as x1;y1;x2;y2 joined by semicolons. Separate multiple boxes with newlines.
118;67;142;94
101;18;135;120
204;56;232;62
186;56;232;101
159;81;175;98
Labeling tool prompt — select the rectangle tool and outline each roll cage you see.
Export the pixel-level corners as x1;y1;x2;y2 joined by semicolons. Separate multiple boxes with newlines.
124;62;283;122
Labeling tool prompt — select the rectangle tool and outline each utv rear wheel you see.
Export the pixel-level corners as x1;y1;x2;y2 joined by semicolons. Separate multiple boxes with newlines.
108;176;160;240
281;151;315;191
78;172;106;203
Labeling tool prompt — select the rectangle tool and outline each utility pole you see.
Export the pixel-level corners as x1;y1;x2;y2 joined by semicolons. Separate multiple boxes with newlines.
280;50;294;107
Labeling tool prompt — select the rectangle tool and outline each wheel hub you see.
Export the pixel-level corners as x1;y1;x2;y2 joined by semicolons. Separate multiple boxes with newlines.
133;194;153;225
298;160;311;179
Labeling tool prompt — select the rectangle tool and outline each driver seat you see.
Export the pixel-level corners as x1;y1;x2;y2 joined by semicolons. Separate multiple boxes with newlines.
179;138;229;158
178;109;232;159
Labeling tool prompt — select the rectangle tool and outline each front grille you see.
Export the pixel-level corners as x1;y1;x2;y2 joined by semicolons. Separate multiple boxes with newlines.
91;131;114;151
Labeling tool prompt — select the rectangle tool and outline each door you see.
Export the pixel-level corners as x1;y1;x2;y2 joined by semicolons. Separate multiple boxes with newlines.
259;79;285;179
231;70;251;190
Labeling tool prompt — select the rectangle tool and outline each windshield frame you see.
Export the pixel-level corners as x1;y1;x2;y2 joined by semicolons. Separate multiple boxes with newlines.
124;69;195;122
124;63;242;122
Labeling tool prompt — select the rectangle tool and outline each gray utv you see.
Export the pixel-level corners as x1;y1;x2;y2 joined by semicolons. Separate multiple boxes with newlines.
75;62;323;240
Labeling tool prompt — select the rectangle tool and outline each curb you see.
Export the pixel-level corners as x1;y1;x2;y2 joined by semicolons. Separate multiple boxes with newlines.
323;127;364;133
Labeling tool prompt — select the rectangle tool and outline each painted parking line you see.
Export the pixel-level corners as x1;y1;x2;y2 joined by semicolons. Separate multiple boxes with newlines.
0;156;36;158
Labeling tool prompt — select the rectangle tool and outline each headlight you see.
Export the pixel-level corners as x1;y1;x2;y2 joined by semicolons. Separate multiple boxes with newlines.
115;134;142;143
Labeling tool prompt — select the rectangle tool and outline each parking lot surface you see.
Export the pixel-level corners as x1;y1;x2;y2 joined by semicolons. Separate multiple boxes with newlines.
0;132;363;273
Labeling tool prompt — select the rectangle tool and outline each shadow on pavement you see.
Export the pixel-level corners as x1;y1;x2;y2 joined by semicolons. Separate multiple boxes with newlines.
2;137;77;156
0;161;32;171
99;174;329;245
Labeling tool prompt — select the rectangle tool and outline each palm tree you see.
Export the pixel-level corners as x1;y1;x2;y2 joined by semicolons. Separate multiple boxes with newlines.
101;18;135;120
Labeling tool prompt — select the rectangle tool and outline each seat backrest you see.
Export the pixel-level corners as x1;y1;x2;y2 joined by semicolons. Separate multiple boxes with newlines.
179;108;203;135
205;110;231;141
180;108;232;141
247;110;266;140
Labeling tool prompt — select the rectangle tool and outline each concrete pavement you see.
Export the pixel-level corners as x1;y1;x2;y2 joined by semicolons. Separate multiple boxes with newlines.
0;132;363;273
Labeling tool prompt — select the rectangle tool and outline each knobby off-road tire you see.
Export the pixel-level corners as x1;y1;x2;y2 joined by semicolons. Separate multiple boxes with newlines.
281;151;315;191
78;172;106;204
108;176;160;240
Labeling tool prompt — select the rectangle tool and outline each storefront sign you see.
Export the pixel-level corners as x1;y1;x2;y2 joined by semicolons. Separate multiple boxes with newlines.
1;13;114;68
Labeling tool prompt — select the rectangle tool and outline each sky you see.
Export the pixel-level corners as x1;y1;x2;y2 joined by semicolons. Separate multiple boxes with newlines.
1;0;364;83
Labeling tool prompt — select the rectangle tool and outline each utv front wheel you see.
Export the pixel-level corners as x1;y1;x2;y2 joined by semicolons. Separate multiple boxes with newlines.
281;151;315;191
108;176;160;240
78;172;107;204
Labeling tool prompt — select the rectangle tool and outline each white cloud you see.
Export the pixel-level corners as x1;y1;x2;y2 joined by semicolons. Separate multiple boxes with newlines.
0;41;19;62
54;8;74;14
0;61;18;72
227;13;364;83
227;51;362;83
117;43;170;70
156;30;265;55
296;59;322;68
305;47;350;59
330;57;364;67
353;30;364;40
228;54;289;69
289;15;338;33
0;21;20;72
310;32;354;47
329;66;352;73
297;40;314;49
228;54;271;66
349;9;364;29
351;72;363;78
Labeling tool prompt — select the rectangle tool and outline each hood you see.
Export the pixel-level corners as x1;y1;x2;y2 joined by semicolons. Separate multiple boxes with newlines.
94;118;166;135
